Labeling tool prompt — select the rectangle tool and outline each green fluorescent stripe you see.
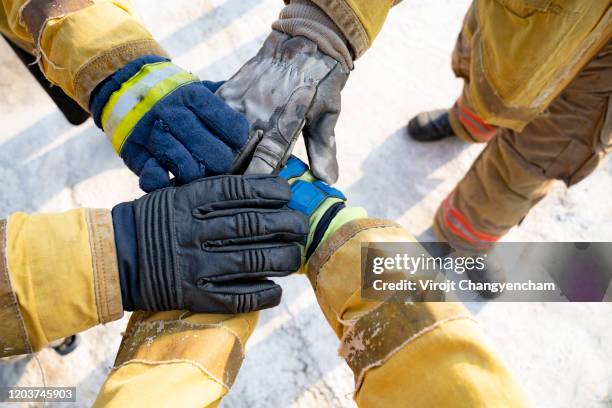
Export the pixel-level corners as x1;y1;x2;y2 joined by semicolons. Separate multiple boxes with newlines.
101;61;170;133
102;63;198;153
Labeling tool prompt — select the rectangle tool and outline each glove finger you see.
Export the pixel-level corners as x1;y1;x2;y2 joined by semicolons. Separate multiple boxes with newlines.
200;243;302;282
198;208;309;244
120;142;153;175
147;120;204;184
139;157;170;192
230;129;264;175
303;62;347;184
196;280;282;313
243;85;315;175
201;80;225;93
243;130;298;176
303;111;340;185
186;83;249;150
178;174;293;211
162;108;236;175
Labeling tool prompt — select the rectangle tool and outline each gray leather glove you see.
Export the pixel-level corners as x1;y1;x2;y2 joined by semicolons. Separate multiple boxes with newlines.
113;175;308;314
217;30;350;184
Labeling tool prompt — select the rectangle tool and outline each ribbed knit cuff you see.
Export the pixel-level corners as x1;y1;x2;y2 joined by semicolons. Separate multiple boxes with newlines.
272;0;353;70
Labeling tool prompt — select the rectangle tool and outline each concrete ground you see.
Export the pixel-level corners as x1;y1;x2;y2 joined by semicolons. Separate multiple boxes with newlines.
1;1;611;406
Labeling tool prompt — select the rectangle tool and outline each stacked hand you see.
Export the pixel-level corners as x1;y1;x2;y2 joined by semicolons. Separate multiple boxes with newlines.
98;5;353;314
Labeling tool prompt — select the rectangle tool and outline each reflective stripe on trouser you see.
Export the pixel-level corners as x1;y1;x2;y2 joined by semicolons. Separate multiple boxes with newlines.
306;218;530;407
449;95;497;143
101;61;198;154
435;40;612;252
435;190;501;252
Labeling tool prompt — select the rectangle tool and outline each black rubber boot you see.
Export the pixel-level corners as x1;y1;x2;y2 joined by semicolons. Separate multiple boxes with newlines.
52;335;80;356
466;260;506;299
407;109;455;142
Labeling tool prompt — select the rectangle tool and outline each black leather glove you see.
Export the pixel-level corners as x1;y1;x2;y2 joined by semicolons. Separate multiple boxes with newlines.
112;175;308;314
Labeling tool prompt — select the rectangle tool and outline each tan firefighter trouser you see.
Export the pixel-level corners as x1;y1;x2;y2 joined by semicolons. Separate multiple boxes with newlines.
434;28;612;252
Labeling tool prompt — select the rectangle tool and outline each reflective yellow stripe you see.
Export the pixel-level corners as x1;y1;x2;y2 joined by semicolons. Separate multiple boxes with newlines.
101;61;170;129
101;62;198;154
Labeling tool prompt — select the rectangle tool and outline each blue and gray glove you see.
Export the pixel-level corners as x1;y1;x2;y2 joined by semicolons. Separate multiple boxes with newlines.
91;56;249;192
280;156;366;260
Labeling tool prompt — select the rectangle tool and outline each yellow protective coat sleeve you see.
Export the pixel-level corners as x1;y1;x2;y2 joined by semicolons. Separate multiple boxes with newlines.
94;311;258;408
307;218;531;407
0;0;168;110
2;209;122;353
308;0;398;58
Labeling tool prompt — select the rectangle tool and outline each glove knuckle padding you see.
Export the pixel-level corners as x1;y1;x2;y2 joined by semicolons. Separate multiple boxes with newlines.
217;31;348;179
134;175;305;313
180;175;292;211
199;209;308;244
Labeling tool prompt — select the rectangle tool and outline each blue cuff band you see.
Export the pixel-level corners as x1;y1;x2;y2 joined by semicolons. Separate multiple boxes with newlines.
279;156;308;180
288;180;346;216
288;180;327;216
313;180;346;201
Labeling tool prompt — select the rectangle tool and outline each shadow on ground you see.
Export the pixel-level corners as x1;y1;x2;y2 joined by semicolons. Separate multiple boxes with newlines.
346;125;468;220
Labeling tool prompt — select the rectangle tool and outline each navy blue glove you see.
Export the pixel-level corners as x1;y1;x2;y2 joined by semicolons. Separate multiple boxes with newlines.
112;174;308;313
90;56;248;192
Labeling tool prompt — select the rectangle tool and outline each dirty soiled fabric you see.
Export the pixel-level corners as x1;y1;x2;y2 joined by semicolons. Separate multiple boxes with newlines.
307;218;531;407
92;217;530;407
0;0;167;109
435;39;612;252
94;311;258;408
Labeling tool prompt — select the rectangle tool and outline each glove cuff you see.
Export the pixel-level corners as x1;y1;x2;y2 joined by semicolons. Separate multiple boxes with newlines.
133;187;181;311
111;202;141;311
96;60;200;155
90;55;169;128
272;0;353;70
281;157;366;258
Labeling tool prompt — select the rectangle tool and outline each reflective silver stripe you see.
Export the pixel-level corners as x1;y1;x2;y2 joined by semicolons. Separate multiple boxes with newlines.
103;64;185;138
